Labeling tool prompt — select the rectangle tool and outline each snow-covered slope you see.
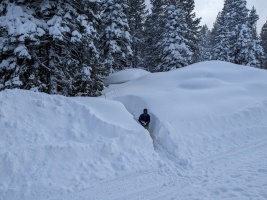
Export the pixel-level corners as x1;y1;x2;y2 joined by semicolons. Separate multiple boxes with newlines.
1;61;267;200
0;89;161;199
104;61;267;165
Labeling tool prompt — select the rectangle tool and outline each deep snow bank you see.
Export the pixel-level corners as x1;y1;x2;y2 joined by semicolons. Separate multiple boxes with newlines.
103;61;267;164
0;89;160;198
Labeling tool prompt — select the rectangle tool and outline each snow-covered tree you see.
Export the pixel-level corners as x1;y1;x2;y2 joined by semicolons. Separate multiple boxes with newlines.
143;0;168;71
144;0;201;71
0;0;105;96
212;5;232;62
212;0;264;68
231;0;264;67
156;2;192;71
235;24;263;67
41;0;105;96
197;25;212;62
248;6;259;40
260;21;267;68
127;0;148;68
180;0;201;63
0;0;46;91
69;0;106;96
100;0;133;73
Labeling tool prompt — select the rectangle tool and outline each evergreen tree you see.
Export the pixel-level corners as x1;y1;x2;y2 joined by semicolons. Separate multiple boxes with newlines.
230;0;264;67
212;0;264;67
143;0;168;71
198;25;212;62
260;21;267;68
127;0;148;68
0;0;105;96
68;0;106;96
100;0;133;73
0;0;46;91
210;12;221;48
156;2;192;71
212;3;233;62
235;24;263;67
231;0;253;65
180;0;201;63
40;0;106;96
248;6;259;40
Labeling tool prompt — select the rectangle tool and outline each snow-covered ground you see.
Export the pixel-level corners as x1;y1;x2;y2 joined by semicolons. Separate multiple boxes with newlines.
1;61;267;199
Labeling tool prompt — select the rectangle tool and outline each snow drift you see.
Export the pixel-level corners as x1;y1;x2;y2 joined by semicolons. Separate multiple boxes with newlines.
0;89;160;198
103;61;267;165
1;61;267;199
104;68;150;85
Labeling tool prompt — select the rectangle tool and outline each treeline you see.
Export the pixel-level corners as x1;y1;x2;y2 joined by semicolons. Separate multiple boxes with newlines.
0;0;266;96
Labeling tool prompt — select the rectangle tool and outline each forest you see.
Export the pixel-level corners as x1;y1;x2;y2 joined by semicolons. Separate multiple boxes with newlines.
0;0;267;96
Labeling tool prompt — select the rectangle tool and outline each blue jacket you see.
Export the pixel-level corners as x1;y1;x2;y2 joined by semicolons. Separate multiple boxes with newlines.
138;113;150;126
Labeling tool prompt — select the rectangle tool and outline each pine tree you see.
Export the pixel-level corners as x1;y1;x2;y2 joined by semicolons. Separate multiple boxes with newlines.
69;0;106;96
0;0;46;91
260;21;267;68
231;0;253;65
198;25;212;62
212;4;233;62
156;2;192;71
212;0;264;67
180;0;201;63
33;0;106;96
235;24;263;67
0;0;106;96
230;0;264;67
210;12;221;48
143;0;168;71
127;0;148;68
100;0;133;73
247;8;266;68
248;6;259;40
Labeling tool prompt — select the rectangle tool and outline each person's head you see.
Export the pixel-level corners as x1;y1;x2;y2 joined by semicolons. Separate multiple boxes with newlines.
143;108;148;114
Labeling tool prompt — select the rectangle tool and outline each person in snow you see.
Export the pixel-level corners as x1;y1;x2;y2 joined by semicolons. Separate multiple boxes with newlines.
139;108;150;130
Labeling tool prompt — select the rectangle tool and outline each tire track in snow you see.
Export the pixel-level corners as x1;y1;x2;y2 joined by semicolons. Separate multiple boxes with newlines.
61;169;183;200
87;171;191;200
195;136;267;166
185;136;267;200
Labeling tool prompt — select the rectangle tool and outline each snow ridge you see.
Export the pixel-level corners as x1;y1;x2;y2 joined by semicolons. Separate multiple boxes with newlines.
0;89;161;199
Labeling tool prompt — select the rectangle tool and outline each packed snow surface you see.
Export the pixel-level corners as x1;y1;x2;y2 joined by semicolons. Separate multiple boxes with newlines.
1;61;267;199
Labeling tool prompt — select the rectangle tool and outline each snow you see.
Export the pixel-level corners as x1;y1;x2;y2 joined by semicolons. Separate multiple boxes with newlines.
104;68;150;85
0;89;160;199
14;45;31;59
1;61;267;199
0;4;45;40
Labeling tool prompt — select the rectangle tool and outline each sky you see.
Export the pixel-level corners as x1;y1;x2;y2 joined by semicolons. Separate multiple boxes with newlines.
145;0;267;33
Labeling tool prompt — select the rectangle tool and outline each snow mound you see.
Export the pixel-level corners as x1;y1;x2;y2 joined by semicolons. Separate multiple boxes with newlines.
0;89;160;197
104;68;150;85
2;61;267;199
103;61;267;165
